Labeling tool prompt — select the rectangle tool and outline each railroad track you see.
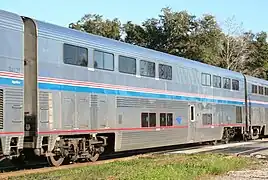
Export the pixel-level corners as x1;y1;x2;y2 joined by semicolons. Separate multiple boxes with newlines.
0;141;205;173
197;139;268;159
1;139;268;176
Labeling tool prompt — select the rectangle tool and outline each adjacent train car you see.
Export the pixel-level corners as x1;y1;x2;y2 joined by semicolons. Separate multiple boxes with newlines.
0;10;24;160
0;9;268;166
245;75;268;138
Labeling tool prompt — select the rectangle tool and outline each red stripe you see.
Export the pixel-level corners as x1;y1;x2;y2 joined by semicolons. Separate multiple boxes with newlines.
0;72;23;77
0;132;24;135
38;126;188;134
0;124;245;135
38;124;245;135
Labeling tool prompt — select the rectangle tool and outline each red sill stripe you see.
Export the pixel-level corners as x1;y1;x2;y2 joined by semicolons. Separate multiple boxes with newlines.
0;132;24;135
38;126;188;134
0;124;246;135
38;124;245;134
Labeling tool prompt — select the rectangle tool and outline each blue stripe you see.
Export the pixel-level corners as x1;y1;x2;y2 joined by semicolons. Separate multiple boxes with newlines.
0;76;245;106
0;77;23;86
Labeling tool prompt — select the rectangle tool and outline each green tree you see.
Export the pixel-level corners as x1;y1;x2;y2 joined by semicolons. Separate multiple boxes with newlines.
123;8;198;58
123;8;223;64
245;32;268;79
187;14;223;64
69;14;122;40
69;8;268;80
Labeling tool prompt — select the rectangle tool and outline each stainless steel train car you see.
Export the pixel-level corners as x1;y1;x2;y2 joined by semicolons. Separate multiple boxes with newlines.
0;9;267;166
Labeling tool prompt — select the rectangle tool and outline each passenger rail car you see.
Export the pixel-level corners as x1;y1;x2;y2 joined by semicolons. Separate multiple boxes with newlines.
0;9;268;166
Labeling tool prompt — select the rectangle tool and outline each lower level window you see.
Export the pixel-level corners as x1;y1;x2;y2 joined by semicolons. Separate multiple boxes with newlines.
160;113;173;126
141;112;156;127
202;113;212;125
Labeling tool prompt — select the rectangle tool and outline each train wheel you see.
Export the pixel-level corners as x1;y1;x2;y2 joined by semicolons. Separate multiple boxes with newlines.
87;153;100;162
47;154;65;167
221;128;230;144
211;140;217;145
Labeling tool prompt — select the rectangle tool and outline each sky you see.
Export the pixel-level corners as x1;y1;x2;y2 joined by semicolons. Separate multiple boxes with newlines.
0;0;267;33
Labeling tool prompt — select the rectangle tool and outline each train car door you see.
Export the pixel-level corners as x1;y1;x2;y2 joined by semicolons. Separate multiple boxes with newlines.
23;17;38;137
188;104;196;141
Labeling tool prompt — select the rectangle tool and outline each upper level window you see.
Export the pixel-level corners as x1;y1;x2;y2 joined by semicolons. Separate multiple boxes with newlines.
119;55;136;75
201;73;211;86
252;84;258;94
94;50;114;71
63;43;88;67
259;86;264;95
159;64;172;80
140;60;155;77
232;79;239;91
223;77;231;89
213;75;221;88
265;87;268;96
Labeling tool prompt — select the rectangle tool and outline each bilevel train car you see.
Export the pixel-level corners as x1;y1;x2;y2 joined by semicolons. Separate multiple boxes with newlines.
0;9;267;166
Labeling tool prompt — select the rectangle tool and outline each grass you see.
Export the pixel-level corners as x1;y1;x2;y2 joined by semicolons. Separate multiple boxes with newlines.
8;153;258;180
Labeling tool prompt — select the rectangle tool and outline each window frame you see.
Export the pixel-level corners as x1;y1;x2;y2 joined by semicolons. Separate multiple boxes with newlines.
141;112;156;127
201;73;211;86
93;49;114;71
265;87;268;96
140;60;156;78
160;113;167;127
190;105;195;122
213;75;221;88
159;113;173;127
252;84;258;94
158;63;172;80
63;43;88;67
232;79;239;91
118;55;136;75
259;86;264;95
223;77;231;89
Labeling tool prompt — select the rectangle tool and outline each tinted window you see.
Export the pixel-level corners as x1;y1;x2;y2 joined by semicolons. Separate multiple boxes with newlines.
159;64;172;80
201;73;211;86
213;75;221;88
160;113;166;126
160;113;173;126
119;55;136;74
223;77;231;89
141;113;148;127
252;84;258;94
167;113;173;126
140;60;155;77
259;86;264;95
190;106;194;121
232;79;239;91
141;112;156;127
265;87;268;95
94;50;114;71
149;113;156;127
63;44;88;67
